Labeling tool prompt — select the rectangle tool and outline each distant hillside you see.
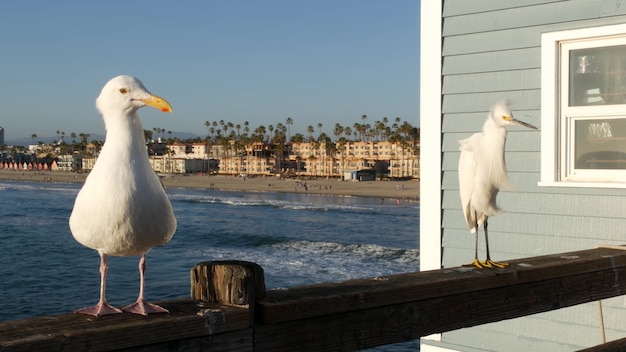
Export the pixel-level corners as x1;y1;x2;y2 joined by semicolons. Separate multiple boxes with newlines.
5;132;200;146
149;131;201;142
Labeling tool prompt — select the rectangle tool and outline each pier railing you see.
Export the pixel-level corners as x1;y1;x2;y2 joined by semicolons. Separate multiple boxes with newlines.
3;247;626;351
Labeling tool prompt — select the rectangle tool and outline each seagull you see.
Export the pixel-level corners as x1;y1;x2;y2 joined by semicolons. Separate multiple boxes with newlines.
458;100;537;269
70;75;177;316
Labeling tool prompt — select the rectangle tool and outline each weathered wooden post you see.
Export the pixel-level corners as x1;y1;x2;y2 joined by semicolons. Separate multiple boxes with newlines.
190;260;266;308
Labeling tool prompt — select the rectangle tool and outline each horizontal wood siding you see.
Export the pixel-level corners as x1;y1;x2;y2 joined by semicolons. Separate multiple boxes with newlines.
439;0;626;351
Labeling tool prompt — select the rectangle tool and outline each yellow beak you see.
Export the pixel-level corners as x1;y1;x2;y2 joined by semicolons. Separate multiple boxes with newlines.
141;94;173;113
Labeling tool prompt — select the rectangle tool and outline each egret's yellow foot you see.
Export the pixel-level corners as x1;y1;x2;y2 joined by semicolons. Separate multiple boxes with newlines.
462;258;485;269
482;259;508;268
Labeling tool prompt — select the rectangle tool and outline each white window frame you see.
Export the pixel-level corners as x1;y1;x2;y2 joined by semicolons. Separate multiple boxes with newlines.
541;24;626;188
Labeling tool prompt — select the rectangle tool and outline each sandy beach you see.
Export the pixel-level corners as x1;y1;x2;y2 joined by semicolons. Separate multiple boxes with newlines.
0;169;419;200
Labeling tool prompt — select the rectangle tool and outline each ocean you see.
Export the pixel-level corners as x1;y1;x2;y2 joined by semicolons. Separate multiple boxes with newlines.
0;180;420;350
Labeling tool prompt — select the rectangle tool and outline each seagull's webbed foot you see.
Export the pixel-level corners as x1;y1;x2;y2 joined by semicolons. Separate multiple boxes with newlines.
75;301;123;317
123;299;169;316
481;259;509;269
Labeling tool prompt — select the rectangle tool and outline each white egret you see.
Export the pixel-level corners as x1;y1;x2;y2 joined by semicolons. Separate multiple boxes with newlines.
458;100;537;269
70;75;176;316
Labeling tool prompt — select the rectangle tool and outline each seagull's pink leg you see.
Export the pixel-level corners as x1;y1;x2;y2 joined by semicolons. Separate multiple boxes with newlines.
75;254;123;317
123;253;168;315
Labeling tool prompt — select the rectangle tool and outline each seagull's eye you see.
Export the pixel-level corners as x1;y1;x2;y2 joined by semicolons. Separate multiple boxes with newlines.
119;88;128;94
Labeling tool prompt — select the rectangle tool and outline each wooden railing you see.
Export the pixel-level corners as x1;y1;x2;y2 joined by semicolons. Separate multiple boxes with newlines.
3;247;626;351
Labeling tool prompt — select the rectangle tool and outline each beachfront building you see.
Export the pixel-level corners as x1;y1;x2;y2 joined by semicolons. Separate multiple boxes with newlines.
149;156;205;174
168;142;212;159
421;1;626;351
289;140;419;179
57;154;82;172
82;156;96;171
50;136;418;178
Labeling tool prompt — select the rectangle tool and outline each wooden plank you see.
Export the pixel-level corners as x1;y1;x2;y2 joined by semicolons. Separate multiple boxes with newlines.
5;249;626;351
256;248;626;325
0;299;251;352
254;302;421;351
117;329;254;352
253;248;626;351
577;337;626;352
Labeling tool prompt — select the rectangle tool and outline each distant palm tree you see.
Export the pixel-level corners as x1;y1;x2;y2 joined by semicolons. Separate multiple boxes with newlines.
336;137;347;175
295;155;303;175
307;125;314;142
333;123;343;141
254;126;266;143
291;133;304;143
286;117;293;141
308;154;317;177
353;123;361;141
144;129;153;142
344;126;352;139
204;121;210;139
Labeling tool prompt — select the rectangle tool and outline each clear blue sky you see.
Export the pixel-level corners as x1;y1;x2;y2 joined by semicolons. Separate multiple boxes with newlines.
0;1;419;142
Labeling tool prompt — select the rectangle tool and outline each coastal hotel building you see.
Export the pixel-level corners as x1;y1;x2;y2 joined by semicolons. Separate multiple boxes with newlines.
63;140;419;179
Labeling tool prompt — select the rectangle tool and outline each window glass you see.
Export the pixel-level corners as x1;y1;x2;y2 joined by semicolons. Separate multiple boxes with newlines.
569;45;626;106
574;118;626;170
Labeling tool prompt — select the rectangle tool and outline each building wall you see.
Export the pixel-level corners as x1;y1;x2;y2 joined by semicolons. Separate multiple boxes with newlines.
290;140;418;178
423;1;626;351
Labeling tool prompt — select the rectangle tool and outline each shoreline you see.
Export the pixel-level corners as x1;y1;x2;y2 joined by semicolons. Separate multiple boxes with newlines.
0;170;419;200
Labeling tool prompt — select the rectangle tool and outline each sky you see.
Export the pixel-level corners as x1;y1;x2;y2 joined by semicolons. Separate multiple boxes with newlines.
0;1;419;143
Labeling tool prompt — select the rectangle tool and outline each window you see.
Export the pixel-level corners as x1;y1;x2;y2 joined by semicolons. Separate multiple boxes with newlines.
541;24;626;186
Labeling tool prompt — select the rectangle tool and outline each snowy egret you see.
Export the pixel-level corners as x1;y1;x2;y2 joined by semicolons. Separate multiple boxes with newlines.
70;75;176;316
458;100;537;269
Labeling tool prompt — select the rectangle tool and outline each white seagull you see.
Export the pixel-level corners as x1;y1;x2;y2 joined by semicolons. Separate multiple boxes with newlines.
458;100;537;269
70;75;177;316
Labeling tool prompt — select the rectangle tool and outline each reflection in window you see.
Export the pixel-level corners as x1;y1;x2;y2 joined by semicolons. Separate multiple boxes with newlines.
570;45;626;106
575;119;626;169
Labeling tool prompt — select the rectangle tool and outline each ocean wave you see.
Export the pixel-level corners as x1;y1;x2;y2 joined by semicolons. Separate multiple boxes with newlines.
0;181;78;194
182;240;420;289
269;240;419;263
171;193;379;214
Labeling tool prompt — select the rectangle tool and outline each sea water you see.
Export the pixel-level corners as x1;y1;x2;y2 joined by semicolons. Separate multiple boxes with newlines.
0;180;419;350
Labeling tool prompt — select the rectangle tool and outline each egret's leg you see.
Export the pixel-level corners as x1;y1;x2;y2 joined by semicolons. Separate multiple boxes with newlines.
123;253;169;315
463;215;484;269
75;254;123;316
469;231;484;268
482;219;508;268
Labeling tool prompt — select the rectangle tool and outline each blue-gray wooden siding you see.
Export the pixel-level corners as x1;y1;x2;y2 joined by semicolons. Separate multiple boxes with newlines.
437;0;626;351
